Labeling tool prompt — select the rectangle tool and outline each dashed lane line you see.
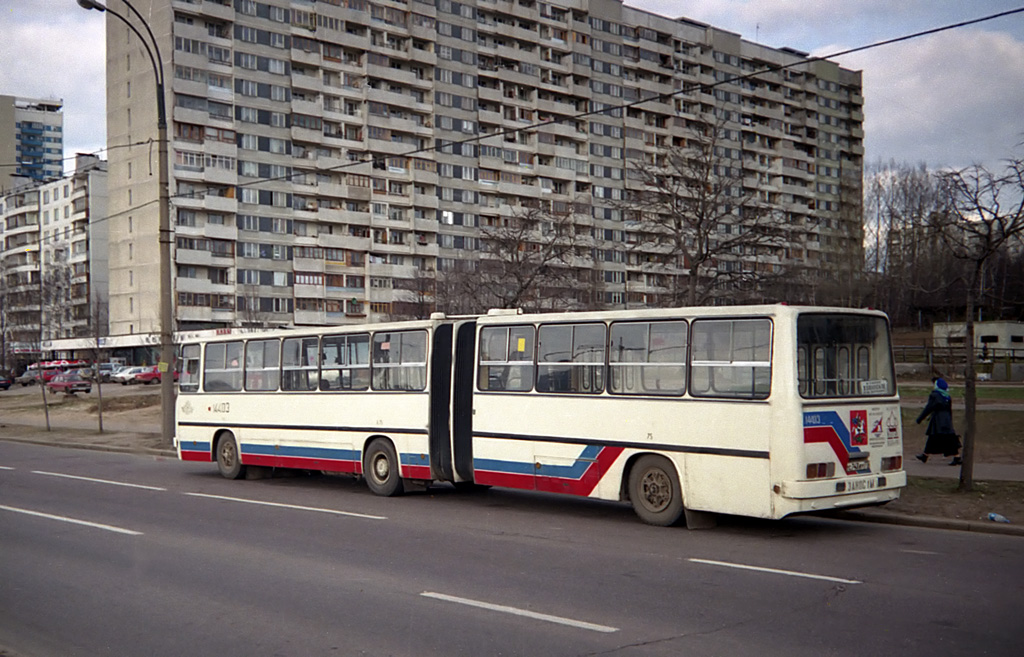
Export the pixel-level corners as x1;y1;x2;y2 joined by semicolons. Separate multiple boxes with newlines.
689;558;862;584
0;504;143;536
32;470;167;491
184;492;387;520
421;591;619;633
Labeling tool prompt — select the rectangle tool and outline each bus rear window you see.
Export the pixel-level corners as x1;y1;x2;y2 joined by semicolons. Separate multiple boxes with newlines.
797;314;895;398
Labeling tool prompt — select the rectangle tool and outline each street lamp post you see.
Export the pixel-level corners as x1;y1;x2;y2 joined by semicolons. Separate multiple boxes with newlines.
77;0;175;445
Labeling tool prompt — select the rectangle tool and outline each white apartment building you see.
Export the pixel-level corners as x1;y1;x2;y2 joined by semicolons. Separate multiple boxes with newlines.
0;95;65;192
102;0;864;335
0;156;108;364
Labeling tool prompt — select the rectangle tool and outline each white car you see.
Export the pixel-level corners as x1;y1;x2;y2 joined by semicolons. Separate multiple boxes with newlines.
112;366;146;385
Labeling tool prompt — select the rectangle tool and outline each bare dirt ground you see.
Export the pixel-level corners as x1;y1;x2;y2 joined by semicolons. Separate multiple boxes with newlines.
2;383;1022;524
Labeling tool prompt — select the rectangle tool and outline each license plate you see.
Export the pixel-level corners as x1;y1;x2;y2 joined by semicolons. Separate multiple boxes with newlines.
847;478;876;491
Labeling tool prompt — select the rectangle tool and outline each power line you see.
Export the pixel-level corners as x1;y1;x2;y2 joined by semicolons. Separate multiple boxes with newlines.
6;6;1024;243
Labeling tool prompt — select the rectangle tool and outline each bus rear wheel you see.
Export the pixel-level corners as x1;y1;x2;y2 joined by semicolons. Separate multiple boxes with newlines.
216;432;246;480
363;438;403;497
628;455;684;526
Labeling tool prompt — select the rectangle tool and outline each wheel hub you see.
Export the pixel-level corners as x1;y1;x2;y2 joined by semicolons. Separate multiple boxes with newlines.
641;470;671;511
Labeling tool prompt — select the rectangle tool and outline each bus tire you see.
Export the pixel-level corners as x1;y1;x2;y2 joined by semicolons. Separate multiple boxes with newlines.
216;432;246;480
628;455;684;527
363;438;403;497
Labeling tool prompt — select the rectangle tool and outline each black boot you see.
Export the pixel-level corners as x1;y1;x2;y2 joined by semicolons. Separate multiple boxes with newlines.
949;457;962;466
915;453;928;463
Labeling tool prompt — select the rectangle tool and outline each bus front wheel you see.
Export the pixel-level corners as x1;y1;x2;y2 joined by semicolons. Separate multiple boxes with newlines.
216;432;246;480
628;455;684;527
363;438;403;497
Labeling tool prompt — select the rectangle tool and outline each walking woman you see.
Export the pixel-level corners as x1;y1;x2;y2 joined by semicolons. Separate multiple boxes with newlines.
915;378;962;465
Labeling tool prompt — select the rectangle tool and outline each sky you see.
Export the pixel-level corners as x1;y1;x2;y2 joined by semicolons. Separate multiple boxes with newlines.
2;0;1023;172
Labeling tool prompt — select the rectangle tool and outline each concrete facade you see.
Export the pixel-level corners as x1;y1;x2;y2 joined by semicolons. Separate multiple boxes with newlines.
102;0;865;335
0;157;109;365
0;95;65;192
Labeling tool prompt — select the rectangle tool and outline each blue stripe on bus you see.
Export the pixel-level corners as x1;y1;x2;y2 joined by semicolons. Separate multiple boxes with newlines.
401;453;430;466
474;445;603;479
803;411;861;453
242;444;361;462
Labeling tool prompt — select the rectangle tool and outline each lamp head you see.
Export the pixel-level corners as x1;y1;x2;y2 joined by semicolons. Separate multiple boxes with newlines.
77;0;107;11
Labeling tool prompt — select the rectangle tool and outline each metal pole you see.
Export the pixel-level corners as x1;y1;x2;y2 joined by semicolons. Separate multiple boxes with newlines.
78;0;175;445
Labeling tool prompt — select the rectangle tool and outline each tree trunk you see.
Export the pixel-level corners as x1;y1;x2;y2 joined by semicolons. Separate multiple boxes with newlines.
40;374;51;432
958;261;982;492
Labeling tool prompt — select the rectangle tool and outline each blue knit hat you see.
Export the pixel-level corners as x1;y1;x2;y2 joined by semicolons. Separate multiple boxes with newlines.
936;378;948;390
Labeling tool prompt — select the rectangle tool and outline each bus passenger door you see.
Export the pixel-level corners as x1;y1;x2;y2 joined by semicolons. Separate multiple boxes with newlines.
429;324;454;482
451;321;476;482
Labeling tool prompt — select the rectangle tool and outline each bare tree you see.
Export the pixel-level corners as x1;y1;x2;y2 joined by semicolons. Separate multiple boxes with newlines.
934;157;1024;491
625;117;789;306
863;161;947;325
456;202;581;312
40;251;74;342
0;258;10;373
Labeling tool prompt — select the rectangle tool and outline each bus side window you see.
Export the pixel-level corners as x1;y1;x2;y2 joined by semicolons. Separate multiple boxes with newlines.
204;341;243;392
372;330;427;391
478;325;535;392
245;339;280;391
282;337;319;391
610;321;687;396
690;319;771;399
320;333;369;391
179;344;201;393
537;323;605;394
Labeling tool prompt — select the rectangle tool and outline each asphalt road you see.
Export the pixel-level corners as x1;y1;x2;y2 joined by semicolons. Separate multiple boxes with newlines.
1;441;1021;657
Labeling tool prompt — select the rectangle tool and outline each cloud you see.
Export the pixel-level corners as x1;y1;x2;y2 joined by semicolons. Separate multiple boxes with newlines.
0;4;106;163
628;0;1024;169
838;29;1024;168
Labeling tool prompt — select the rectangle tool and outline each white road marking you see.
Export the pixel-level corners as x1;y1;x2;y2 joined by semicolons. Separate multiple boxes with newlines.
0;466;14;470
33;470;166;491
689;558;862;584
421;591;619;633
184;492;387;520
0;504;143;536
900;549;940;555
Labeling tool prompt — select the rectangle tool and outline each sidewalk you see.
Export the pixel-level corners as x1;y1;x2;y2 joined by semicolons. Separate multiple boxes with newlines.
1;414;1022;537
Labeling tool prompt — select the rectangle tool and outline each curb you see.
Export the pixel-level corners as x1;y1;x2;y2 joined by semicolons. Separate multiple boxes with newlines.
829;509;1024;537
0;433;175;459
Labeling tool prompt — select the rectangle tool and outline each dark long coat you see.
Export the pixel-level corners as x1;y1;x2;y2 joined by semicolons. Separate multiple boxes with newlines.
915;389;960;456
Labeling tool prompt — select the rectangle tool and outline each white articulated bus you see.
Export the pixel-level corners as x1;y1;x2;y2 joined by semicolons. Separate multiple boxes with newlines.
175;305;906;526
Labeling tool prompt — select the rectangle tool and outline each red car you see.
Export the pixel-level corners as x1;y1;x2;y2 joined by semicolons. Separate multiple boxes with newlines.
46;372;92;395
134;365;179;385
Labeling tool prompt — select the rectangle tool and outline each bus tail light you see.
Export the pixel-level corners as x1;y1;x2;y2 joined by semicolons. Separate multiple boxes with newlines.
805;462;836;479
881;456;902;472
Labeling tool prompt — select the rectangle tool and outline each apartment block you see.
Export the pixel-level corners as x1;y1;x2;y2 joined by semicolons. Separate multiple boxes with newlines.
0;156;109;363
103;0;864;335
0;95;65;192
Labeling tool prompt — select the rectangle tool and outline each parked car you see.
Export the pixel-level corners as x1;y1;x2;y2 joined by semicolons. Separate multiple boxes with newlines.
97;362;123;382
134;365;179;385
46;372;92;395
0;373;11;390
15;371;39;386
112;366;147;385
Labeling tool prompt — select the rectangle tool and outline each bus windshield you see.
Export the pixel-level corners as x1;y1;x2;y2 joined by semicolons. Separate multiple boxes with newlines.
797;314;895;398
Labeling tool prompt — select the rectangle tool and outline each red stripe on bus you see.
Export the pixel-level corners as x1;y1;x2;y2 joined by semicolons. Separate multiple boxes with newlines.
803;426;850;469
245;453;362;474
180;451;211;462
536;446;624;496
474;470;536;491
401;464;432;479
